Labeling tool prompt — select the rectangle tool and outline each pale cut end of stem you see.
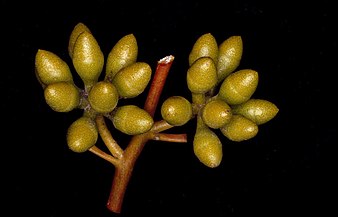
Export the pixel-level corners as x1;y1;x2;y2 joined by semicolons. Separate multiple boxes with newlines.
158;55;175;64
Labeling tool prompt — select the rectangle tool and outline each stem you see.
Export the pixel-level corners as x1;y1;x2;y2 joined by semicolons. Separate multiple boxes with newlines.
95;115;123;159
144;55;175;117
152;133;187;143
106;134;150;213
89;146;120;166
105;55;175;213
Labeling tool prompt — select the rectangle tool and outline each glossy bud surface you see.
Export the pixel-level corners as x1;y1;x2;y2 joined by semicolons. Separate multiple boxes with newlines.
187;57;217;94
161;96;192;126
44;81;79;112
67;116;98;153
220;114;258;142
113;105;154;135
88;81;119;113
105;34;138;80
218;69;258;105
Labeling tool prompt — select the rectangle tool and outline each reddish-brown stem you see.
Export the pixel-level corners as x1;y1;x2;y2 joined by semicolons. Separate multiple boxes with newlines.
152;133;187;143
105;55;176;214
106;134;150;213
144;55;175;117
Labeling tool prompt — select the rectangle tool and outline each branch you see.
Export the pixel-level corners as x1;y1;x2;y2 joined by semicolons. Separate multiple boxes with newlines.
144;55;175;117
89;146;120;166
152;133;187;143
105;55;175;214
95;115;124;159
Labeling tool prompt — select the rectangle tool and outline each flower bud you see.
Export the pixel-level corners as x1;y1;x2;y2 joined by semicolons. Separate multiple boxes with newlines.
188;33;218;66
72;31;104;88
105;34;138;80
201;99;232;129
187;57;217;94
193;127;223;168
217;36;243;82
161;96;193;126
35;49;73;86
112;62;151;98
67;116;98;153
232;99;279;125
220;115;258;142
44;81;80;112
68;22;91;59
88;81;119;113
112;105;154;135
218;69;258;105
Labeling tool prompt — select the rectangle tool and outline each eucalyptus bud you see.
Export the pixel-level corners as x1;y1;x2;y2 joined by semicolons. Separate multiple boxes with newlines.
188;33;218;66
187;57;217;94
72;31;104;88
220;114;258;142
232;99;279;125
201;99;232;129
112;105;154;135
218;69;258;105
112;62;151;98
161;96;193;126
193;123;223;168
44;81;80;112
35;49;73;86
88;81;119;113
68;22;91;59
105;34;138;80
67;116;98;153
217;36;243;82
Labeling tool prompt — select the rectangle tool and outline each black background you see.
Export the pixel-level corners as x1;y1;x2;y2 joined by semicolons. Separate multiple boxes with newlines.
2;0;334;216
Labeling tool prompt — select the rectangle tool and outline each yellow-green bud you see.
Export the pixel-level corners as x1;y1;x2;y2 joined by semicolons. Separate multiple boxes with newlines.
112;105;154;135
44;81;80;112
187;57;217;94
67;116;98;153
188;33;218;66
68;22;91;59
201;99;232;129
88;81;119;113
232;99;279;125
218;69;258;105
112;62;152;98
193;127;223;168
35;49;73;86
217;36;243;82
105;34;138;80
72;31;104;88
220;115;258;142
161;96;193;126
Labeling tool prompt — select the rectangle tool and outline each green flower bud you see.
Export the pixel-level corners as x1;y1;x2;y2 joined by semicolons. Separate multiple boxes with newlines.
88;81;119;113
112;62;152;98
232;99;279;125
105;34;138;80
201;99;232;129
161;96;193;126
220;114;258;142
112;105;154;135
218;69;258;105
187;57;217;94
44;81;80;112
72;31;104;88
68;22;91;59
188;33;218;66
67;116;98;153
193;127;223;168
35;49;73;86
217;36;243;82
